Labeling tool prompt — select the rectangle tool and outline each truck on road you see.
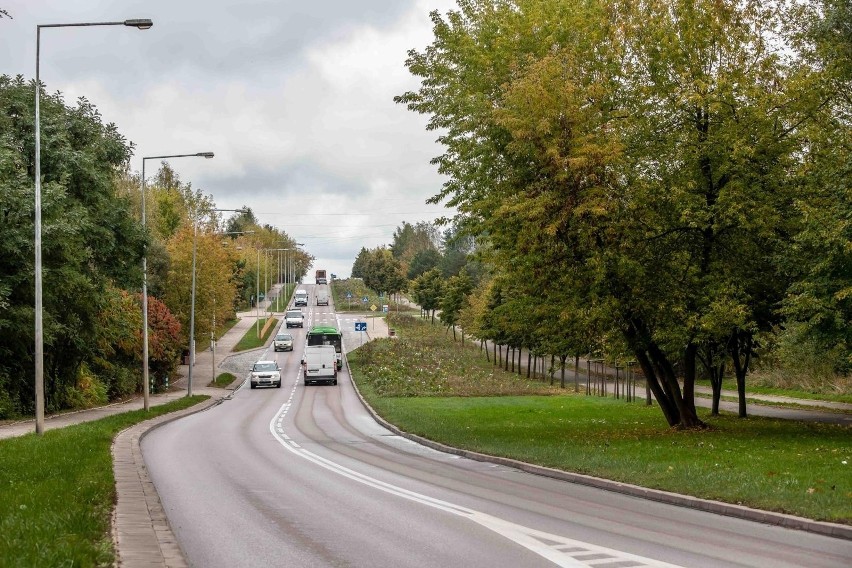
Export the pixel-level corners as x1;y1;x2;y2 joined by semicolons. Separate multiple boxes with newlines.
315;269;327;285
294;289;308;307
285;309;304;328
316;287;329;306
301;345;338;385
306;325;342;369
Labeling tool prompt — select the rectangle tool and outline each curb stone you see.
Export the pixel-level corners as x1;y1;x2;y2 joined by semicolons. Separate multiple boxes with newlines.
343;352;852;542
111;396;224;567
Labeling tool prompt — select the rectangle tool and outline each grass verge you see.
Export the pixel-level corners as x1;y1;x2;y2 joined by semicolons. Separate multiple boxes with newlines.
233;317;278;352
0;395;209;566
210;372;237;388
269;284;295;312
348;314;851;524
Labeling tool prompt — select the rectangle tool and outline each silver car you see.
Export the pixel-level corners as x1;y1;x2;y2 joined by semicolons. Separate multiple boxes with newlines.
250;360;281;389
274;333;294;352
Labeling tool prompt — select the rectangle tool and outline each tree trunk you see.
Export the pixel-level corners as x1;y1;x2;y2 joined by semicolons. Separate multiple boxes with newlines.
626;319;705;428
698;342;725;416
728;329;753;418
683;343;698;418
527;351;532;378
561;354;568;389
483;339;490;362
574;355;580;393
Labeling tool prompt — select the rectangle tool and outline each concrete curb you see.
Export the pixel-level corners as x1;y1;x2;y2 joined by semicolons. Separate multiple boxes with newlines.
111;395;224;567
343;353;852;542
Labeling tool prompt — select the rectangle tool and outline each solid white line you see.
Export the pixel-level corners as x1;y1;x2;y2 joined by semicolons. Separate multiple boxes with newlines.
267;401;684;568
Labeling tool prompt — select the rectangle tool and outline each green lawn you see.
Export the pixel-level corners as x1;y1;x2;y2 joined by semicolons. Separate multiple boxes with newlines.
210;372;237;388
0;396;208;566
348;314;852;524
233;317;278;352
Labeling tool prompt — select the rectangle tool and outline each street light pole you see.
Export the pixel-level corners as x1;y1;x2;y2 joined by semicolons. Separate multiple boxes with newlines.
34;18;153;435
256;246;261;338
141;152;213;410
187;208;239;397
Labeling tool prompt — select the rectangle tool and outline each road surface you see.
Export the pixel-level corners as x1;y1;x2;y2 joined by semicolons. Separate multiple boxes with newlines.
142;284;851;567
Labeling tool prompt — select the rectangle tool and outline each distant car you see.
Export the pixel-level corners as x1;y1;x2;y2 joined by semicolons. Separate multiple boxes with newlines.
250;360;281;389
273;333;294;352
285;309;304;328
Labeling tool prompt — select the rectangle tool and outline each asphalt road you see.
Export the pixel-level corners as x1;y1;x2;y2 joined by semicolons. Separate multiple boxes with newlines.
142;284;851;568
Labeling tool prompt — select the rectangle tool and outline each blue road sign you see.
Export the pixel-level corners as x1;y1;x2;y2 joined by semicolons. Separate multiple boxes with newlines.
346;291;353;299
355;322;367;331
362;296;369;303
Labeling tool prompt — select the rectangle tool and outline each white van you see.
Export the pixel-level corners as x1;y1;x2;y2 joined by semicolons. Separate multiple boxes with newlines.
302;345;338;386
316;287;329;306
294;289;308;306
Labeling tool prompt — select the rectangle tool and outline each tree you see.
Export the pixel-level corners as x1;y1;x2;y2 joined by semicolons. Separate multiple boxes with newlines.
399;0;826;427
410;269;444;323
163;224;238;347
440;273;473;341
225;207;259;237
781;0;852;374
408;248;442;280
0;75;145;414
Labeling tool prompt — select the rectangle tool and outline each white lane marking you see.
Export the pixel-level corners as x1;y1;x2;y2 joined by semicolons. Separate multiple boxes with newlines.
267;401;684;568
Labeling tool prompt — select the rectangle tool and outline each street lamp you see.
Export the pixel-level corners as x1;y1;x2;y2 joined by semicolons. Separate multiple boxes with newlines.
34;18;153;435
210;230;253;388
140;152;213;411
187;208;241;397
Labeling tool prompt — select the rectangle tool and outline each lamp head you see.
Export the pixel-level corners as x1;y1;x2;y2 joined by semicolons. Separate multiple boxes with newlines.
197;152;215;159
124;19;153;30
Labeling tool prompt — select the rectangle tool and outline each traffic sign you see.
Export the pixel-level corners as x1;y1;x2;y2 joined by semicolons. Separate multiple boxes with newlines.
355;322;367;331
346;291;352;299
362;296;369;303
370;304;377;312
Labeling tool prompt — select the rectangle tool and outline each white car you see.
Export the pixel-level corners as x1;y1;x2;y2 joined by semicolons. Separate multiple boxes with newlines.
273;333;294;351
249;360;281;389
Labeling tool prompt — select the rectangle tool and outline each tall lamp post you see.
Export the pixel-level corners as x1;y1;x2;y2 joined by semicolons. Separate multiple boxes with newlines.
187;208;241;397
34;18;153;435
140;152;213;411
210;230;253;387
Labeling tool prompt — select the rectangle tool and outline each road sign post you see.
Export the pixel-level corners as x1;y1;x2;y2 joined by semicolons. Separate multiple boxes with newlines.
355;321;366;346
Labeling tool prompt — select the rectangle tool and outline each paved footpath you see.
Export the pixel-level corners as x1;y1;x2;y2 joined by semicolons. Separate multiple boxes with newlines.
2;293;849;566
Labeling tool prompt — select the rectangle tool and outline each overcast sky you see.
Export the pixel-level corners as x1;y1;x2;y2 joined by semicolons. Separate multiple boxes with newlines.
1;0;457;279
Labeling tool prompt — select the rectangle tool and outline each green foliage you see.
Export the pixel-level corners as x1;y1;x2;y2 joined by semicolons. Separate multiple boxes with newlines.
0;74;145;414
439;272;473;331
397;0;848;426
355;247;407;296
409;269;444;320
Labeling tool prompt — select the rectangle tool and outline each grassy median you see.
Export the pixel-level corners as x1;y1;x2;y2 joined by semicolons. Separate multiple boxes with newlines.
348;314;851;524
0;396;208;567
233;317;278;351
